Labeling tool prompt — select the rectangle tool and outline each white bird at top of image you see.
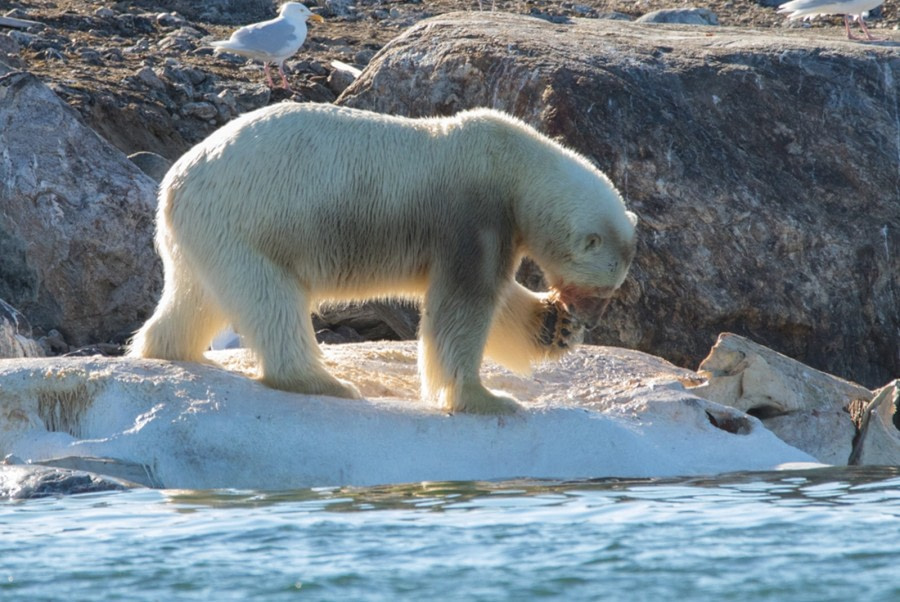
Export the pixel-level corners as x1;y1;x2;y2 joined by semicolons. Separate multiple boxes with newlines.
209;2;324;91
777;0;886;41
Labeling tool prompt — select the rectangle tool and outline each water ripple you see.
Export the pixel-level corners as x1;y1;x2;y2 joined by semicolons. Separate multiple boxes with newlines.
2;465;899;601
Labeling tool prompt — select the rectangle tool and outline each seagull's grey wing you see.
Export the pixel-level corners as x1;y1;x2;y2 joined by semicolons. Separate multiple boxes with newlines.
228;18;301;57
778;0;882;14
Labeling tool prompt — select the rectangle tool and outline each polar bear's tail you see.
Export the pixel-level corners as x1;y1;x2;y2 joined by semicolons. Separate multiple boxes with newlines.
127;189;228;363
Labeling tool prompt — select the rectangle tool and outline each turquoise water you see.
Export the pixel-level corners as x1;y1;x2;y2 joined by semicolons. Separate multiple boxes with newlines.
2;466;899;601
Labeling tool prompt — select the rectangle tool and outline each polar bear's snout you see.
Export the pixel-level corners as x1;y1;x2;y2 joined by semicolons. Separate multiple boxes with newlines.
558;285;618;329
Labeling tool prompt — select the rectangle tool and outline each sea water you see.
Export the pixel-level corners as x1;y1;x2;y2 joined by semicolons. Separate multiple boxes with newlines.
1;466;899;601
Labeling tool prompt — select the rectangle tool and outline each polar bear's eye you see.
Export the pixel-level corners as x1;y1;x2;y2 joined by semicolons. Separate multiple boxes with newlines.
585;234;603;250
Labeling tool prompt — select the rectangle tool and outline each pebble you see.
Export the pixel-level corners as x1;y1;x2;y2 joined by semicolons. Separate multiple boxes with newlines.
353;48;376;65
155;12;188;28
158;33;195;52
636;8;719;25
102;47;124;62
327;66;357;95
38;329;68;355
229;84;271;113
181;101;218;121
77;48;102;65
168;82;194;104
134;66;166;90
40;47;65;61
323;0;359;18
291;58;328;76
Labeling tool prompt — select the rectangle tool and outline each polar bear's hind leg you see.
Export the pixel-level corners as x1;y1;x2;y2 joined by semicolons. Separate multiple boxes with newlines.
208;251;361;399
128;249;228;363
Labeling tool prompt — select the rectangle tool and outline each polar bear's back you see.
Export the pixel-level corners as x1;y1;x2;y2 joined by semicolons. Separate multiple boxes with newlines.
158;103;517;299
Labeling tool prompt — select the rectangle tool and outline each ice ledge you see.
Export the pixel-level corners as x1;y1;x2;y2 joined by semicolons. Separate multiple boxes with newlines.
0;342;815;490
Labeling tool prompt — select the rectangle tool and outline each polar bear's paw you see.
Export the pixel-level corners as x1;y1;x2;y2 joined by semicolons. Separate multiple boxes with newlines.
446;382;522;415
536;295;585;354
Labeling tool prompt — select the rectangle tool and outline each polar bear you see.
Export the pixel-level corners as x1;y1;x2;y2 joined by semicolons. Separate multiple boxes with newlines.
129;103;637;415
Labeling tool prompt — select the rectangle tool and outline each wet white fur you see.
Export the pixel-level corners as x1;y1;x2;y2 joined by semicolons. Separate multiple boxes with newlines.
129;103;637;414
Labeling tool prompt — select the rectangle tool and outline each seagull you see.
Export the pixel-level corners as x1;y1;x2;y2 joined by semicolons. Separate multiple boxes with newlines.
777;0;885;41
210;2;324;90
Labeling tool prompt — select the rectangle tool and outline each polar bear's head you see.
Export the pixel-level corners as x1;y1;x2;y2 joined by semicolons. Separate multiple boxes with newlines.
520;152;638;328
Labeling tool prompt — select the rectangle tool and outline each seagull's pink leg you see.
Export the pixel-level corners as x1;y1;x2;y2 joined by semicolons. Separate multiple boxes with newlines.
844;14;884;41
263;62;276;88
278;63;293;91
856;16;885;41
843;15;861;39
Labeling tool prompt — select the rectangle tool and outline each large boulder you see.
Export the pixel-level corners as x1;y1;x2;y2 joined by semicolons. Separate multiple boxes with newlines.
0;461;132;499
850;380;900;465
691;333;873;464
0;71;162;346
0;343;815;490
337;13;900;389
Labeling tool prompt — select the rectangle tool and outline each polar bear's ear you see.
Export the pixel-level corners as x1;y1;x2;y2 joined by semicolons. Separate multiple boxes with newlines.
626;211;638;227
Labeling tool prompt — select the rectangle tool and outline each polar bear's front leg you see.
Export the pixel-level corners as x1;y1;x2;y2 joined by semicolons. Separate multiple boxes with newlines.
419;273;521;415
483;282;585;374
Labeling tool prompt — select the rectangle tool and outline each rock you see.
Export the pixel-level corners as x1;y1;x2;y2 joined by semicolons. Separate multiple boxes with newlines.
204;89;238;122
353;48;377;66
0;299;42;358
0;72;162;347
155;12;188;29
0;32;26;69
636;8;719;25
599;12;634;21
691;333;871;464
295;79;337;103
316;325;367;344
181;100;218;120
158;31;196;52
291;58;328;76
228;83;271;112
141;0;278;26
63;343;124;357
0;343;815;489
35;456;159;487
849;381;900;466
75;46;103;65
315;301;419;340
38;329;69;355
0;463;132;499
0;14;44;31
128;151;172;182
323;0;360;18
327;60;360;94
133;65;166;90
337;13;900;389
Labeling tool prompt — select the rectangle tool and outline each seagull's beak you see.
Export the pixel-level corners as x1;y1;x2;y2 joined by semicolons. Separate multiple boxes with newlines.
309;14;325;23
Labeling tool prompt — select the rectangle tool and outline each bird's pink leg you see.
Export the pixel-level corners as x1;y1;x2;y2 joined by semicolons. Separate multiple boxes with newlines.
843;15;861;39
844;14;884;41
263;62;276;88
278;63;293;91
856;16;885;41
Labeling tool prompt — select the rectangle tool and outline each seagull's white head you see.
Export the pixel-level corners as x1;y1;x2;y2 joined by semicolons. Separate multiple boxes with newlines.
280;2;325;23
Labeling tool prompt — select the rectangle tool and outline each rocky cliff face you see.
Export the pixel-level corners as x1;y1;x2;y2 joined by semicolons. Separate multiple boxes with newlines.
339;13;900;388
0;70;162;346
